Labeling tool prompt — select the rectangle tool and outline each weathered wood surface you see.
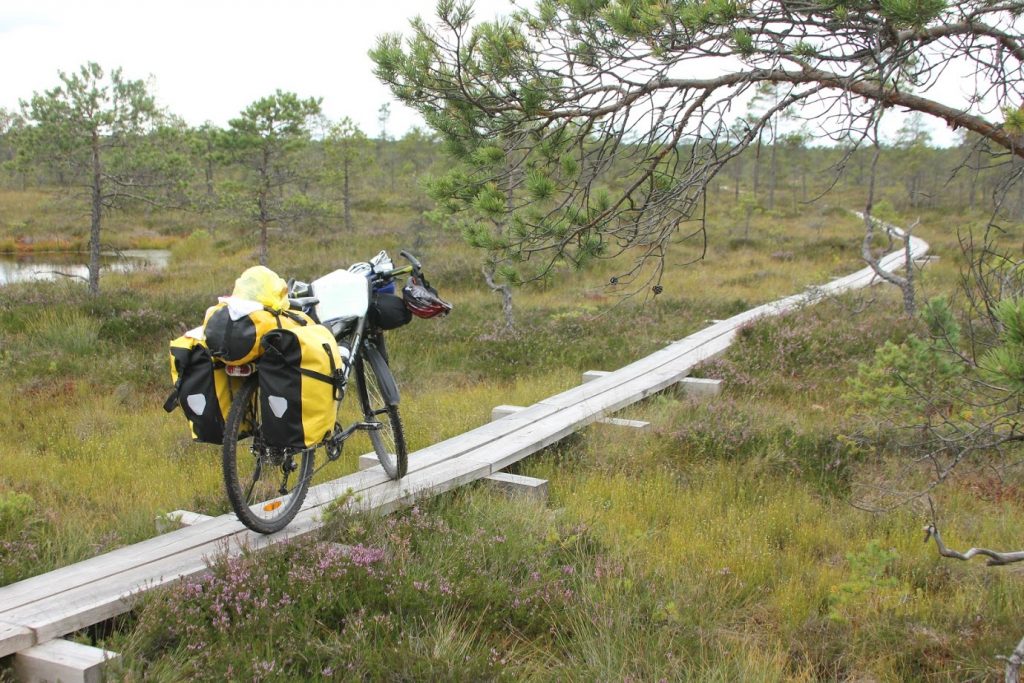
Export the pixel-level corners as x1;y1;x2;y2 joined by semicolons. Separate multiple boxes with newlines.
13;639;119;683
0;232;928;660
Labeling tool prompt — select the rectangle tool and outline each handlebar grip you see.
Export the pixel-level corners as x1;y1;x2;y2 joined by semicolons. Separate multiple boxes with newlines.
399;250;423;275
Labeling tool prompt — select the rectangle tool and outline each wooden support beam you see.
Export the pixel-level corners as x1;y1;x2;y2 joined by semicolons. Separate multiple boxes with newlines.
155;510;213;534
13;639;119;683
597;417;651;430
491;405;526;420
483;472;549;502
679;377;722;399
358;452;380;470
585;369;721;402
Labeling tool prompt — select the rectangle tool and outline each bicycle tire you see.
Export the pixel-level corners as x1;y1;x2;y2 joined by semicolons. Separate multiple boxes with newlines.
222;377;314;534
355;345;408;479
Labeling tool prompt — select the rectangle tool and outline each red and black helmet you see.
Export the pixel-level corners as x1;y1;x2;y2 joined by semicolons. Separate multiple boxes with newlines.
402;275;452;318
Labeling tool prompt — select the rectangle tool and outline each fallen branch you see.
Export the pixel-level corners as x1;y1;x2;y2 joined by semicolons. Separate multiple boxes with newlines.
922;523;1024;566
924;503;1024;683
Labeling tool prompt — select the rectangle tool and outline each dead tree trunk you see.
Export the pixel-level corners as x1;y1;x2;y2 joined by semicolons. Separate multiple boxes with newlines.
861;134;917;316
483;265;514;332
861;213;918;316
88;130;102;295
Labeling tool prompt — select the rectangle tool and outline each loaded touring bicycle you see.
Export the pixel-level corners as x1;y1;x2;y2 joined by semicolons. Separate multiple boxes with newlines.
166;250;451;533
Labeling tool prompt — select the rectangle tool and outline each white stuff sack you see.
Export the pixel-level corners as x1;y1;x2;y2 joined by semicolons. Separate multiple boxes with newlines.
311;268;369;323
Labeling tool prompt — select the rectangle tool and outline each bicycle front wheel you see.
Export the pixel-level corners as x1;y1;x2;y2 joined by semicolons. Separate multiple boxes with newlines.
355;345;408;480
222;377;314;534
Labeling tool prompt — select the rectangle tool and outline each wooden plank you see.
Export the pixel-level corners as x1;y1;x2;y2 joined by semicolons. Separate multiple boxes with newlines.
474;365;708;474
484;472;549;502
302;468;392;508
485;403;559;427
581;370;610;383
302;411;557;510
1;553;210;653
13;639;119;683
0;621;34;654
0;513;316;653
0;515;246;616
463;402;600;474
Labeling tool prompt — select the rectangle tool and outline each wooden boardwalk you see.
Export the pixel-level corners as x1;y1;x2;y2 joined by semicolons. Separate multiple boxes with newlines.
0;230;928;661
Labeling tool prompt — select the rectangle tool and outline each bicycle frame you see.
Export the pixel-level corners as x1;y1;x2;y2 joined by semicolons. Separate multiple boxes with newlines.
302;294;399;469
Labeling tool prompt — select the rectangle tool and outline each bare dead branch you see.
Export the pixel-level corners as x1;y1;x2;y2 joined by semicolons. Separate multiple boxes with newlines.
923;523;1024;565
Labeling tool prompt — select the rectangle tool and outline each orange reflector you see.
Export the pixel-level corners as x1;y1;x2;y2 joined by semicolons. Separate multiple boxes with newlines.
263;500;283;512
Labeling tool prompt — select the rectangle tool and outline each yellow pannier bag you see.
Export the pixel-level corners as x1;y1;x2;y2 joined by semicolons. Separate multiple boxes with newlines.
164;332;245;444
257;311;343;448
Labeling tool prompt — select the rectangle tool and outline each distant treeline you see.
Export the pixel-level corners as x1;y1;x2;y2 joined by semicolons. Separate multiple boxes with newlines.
0;104;1014;238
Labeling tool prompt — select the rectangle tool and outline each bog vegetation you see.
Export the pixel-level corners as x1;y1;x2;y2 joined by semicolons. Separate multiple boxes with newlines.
1;59;1024;680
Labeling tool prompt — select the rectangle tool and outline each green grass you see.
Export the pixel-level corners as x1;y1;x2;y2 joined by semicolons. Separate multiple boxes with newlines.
1;186;1023;680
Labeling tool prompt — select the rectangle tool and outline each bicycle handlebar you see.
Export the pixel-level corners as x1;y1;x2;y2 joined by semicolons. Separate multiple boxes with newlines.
373;264;414;282
371;251;423;283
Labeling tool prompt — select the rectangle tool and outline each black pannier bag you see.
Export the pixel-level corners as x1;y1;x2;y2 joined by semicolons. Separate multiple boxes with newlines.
165;335;244;444
368;292;412;330
203;303;284;365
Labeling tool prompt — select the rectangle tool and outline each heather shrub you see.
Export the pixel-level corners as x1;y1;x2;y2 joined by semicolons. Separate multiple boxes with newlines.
116;494;598;680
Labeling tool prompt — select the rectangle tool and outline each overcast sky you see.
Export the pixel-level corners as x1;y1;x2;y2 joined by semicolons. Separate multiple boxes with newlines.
1;0;963;145
0;0;513;135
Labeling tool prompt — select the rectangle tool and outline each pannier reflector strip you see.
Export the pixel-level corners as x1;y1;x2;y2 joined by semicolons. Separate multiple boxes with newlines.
268;396;288;418
186;394;207;415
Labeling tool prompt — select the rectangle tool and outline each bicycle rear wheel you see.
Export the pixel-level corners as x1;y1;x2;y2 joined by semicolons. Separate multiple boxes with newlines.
355;344;408;479
222;377;314;534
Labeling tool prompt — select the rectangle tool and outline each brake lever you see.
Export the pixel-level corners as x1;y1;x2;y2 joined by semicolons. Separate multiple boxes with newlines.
399;250;423;278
